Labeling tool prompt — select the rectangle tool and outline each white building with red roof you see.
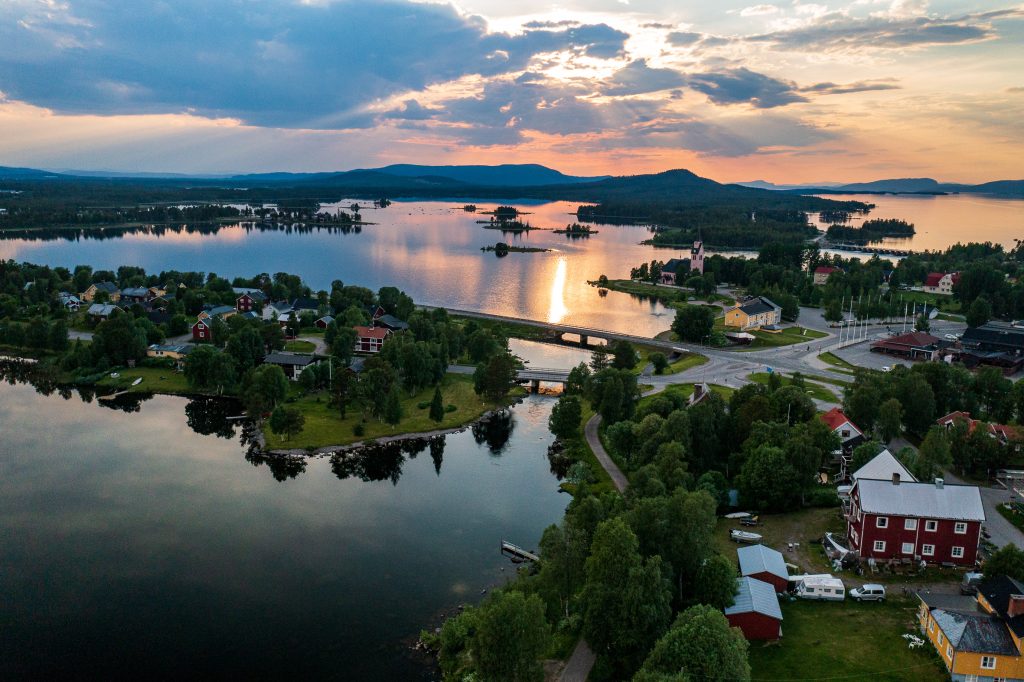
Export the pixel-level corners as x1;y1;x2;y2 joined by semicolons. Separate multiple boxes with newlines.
923;272;959;295
354;325;391;354
813;266;842;285
821;407;864;451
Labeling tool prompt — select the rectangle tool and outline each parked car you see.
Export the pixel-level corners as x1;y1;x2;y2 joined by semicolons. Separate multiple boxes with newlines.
961;572;984;595
880;366;892;373
945;333;959;341
850;584;886;602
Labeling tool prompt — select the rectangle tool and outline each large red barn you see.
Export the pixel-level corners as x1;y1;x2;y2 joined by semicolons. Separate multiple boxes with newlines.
724;577;783;640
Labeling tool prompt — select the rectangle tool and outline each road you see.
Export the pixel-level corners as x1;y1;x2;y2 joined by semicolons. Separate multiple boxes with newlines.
942;470;1024;550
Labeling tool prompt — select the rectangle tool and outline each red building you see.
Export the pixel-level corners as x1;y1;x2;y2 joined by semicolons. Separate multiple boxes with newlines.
354;325;391;353
235;292;264;312
724;577;783;640
737;545;789;593
192;318;212;342
847;475;984;567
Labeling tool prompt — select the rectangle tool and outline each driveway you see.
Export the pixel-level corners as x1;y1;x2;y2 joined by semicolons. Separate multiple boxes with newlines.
943;470;1024;551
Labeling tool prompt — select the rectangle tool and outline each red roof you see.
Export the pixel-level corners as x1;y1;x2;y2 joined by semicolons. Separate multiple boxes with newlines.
924;272;958;287
937;411;1019;442
821;407;857;432
355;325;390;339
814;266;840;275
870;331;941;350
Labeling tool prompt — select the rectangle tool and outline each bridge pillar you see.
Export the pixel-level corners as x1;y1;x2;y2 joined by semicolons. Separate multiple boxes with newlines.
531;379;541;393
579;334;589;347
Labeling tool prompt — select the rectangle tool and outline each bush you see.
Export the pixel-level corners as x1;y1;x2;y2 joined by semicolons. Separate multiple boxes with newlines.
806;487;841;508
416;400;431;409
353;423;365;437
445;404;457;413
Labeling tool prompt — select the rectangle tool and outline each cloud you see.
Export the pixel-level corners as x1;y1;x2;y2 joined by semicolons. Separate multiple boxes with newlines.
687;68;807;108
601;60;687;96
739;4;780;17
746;7;1023;52
802;79;901;94
666;31;704;45
0;0;629;128
1007;86;1024;94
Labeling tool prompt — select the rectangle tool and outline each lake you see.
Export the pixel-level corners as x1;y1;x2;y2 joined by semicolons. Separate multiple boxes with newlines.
0;372;568;679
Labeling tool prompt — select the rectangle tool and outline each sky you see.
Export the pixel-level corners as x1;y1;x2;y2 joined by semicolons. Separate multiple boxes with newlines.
0;0;1021;182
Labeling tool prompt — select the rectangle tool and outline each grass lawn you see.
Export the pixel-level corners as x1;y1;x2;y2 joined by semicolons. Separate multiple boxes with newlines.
285;340;316;353
573;402;615;496
818;351;858;375
749;598;946;681
450;314;551;342
998;502;1024;532
748;372;838;403
264;374;523;449
632;347;708;376
898;289;961;313
747;326;828;349
95;366;192;394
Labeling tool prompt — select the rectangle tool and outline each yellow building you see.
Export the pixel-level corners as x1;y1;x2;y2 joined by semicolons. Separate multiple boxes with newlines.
918;575;1024;681
724;296;782;331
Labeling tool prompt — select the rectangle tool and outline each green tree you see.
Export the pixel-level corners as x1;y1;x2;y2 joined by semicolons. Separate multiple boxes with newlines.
877;397;903;443
583;518;672;674
383;384;403;426
915;314;930;333
737;445;802;512
966;297;992;328
245;364;289;415
693;555;738;610
649;352;669;374
590;345;610;371
914;426;952;480
549;395;583;440
634;605;750;682
984;545;1024;582
473;352;517;402
329;326;358;365
429;385;445;423
472;591;551;682
269;405;305;442
824;298;843;323
672;304;714;343
183;345;237;394
610;340;638;370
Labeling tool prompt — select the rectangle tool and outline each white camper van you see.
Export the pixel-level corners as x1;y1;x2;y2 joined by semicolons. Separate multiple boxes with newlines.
793;575;845;601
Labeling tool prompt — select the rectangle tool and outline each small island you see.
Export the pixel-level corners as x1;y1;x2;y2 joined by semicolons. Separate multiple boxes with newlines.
826;218;916;243
481;241;550;256
553;222;598;237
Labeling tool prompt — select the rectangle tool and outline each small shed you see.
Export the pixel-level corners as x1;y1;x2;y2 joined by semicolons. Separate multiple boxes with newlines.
724;577;783;640
315;315;335;329
737;544;789;593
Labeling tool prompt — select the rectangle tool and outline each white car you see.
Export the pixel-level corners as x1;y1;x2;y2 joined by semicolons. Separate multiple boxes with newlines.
881;366;892;373
850;584;886;602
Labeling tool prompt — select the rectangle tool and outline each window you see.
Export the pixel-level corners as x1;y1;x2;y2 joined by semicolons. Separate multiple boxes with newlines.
947;645;953;659
876;517;889;529
905;518;918;531
981;655;997;669
954;522;968;534
952;546;965;559
922;544;935;556
902;542;915;555
965;676;978;682
874;540;886;552
925;520;938;532
937;631;944;645
841;429;850;437
928;621;935;633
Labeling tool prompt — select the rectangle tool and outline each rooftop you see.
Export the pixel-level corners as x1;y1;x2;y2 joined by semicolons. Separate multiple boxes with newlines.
725;577;783;620
820;407;859;433
852;449;916;483
855;477;984;522
737;545;788;581
263;352;318;367
930;608;1018;655
980;575;1024;639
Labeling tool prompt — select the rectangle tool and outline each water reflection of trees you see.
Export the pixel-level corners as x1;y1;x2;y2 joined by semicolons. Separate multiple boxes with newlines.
330;437;433;485
0;220;366;244
472;410;515;454
185;397;241;439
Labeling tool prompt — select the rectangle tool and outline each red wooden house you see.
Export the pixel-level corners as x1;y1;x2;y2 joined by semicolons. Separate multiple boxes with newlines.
737;544;789;593
354;325;391;353
724;577;783;640
847;475;984;567
235;291;267;313
192;318;212;342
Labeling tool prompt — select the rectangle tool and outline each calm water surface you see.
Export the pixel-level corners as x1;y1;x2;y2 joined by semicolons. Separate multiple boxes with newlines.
0;380;566;680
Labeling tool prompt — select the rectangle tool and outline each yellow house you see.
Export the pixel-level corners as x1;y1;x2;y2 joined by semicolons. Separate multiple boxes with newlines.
724;296;782;331
81;281;121;303
918;575;1024;681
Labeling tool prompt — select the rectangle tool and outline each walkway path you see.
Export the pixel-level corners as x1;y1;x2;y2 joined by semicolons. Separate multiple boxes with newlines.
559;641;596;682
584;413;628;493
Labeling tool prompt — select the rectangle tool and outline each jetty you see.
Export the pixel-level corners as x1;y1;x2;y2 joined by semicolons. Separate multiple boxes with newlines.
501;540;539;563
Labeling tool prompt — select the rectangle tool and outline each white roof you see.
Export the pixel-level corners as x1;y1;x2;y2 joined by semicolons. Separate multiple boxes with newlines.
856;478;985;522
737;545;788;581
725;577;783;620
852;449;916;483
796;575;843;588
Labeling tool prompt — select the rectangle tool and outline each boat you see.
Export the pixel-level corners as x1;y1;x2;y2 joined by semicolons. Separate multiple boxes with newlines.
730;529;763;544
131;377;143;386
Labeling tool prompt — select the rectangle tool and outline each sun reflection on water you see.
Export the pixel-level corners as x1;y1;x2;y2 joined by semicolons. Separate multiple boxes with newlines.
548;256;568;324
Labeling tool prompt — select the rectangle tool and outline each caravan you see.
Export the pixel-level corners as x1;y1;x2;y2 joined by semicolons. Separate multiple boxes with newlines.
793;574;846;601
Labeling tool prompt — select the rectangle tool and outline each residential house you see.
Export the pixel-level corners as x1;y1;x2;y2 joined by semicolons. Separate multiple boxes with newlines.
724;577;783;640
354;325;391;353
120;287;153;305
658;241;704;284
146;343;194;368
82;281;121;303
290;297;321;317
813;266;842;285
263;300;293;322
198;305;236;321
347;357;366;375
724;296;782;331
147;285;167;298
58;292;82;312
234;287;268;313
918;575;1024;680
236;311;260;322
839;449;917;507
146;309;172;326
846;475;984;567
315;315;335;329
737;545;789;593
87;303;123;322
262;352;319;381
820;407;865;452
937;411;1020;449
192;318;213;342
870;331;946;361
924;272;960;295
376;314;409;332
366;304;387;321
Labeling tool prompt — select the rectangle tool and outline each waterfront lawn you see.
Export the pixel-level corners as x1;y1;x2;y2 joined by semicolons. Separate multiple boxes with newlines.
450;314;551;342
95;366;192;394
264;374;521;449
749;599;945;681
747;372;838;403
284;340;316;353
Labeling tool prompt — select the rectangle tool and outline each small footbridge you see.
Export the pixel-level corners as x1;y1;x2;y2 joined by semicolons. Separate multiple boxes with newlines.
516;367;571;392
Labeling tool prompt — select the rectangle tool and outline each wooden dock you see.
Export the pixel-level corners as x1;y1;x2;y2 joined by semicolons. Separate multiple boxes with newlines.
501;540;539;563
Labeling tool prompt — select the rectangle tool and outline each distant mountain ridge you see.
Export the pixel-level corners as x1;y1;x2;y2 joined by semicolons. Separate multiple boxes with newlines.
742;176;1024;198
228;163;605;187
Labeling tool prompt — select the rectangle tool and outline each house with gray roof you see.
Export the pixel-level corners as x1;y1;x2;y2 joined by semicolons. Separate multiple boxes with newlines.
724;577;783;640
724;296;782;331
737;545;789;592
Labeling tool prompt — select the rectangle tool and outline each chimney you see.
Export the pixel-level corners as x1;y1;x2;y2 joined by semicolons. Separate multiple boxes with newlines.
892;473;901;486
935;478;944;489
1009;595;1024;619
